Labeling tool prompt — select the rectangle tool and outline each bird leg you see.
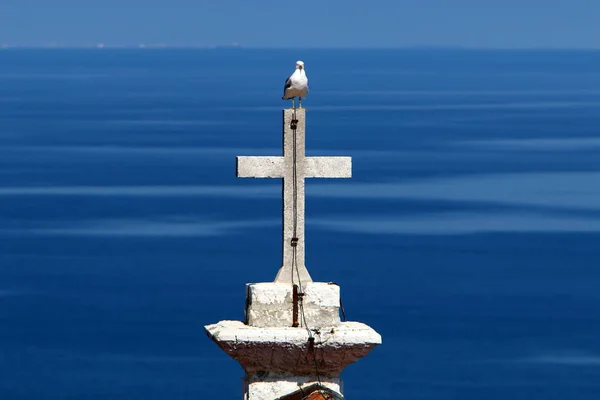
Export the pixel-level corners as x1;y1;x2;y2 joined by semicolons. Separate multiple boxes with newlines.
291;98;296;109
298;97;303;109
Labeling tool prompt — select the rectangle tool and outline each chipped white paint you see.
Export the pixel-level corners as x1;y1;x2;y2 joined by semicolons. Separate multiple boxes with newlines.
245;282;341;328
205;320;381;374
236;109;352;283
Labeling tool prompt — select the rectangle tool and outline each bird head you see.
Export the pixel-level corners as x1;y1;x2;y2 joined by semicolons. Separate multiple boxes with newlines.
295;60;304;70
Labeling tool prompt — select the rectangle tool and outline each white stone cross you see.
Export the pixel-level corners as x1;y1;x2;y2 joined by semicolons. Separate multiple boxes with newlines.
236;109;351;284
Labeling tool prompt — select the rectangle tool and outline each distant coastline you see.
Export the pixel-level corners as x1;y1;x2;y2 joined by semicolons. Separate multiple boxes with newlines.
0;43;245;50
1;44;599;51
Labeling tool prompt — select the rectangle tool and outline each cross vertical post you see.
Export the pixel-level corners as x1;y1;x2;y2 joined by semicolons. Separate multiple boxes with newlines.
236;109;351;284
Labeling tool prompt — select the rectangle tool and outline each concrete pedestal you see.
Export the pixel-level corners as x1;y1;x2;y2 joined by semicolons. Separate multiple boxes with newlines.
245;282;341;328
205;282;381;399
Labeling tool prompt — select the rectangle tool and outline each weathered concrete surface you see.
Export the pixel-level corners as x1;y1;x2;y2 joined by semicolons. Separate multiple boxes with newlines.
236;109;352;284
243;372;342;400
304;157;351;178
237;157;284;178
205;320;381;374
237;156;351;179
245;282;341;328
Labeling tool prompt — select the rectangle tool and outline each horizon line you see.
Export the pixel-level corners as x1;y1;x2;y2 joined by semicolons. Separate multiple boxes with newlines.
1;44;600;51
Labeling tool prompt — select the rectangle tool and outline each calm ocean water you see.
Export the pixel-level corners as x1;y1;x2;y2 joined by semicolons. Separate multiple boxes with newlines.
1;49;600;399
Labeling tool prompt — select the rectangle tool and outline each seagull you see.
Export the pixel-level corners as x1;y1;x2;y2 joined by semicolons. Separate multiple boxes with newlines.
282;60;309;109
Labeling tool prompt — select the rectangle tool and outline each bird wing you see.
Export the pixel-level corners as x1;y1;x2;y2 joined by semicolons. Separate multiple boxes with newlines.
283;75;292;92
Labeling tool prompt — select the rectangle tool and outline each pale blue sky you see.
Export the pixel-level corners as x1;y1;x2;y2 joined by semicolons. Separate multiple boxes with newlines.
1;0;599;48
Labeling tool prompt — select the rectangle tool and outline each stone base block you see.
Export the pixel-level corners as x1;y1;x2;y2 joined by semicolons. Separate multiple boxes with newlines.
245;282;341;328
205;320;381;374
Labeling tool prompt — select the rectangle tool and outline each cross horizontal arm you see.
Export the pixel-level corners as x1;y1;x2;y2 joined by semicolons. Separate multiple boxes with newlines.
305;156;352;178
236;156;284;178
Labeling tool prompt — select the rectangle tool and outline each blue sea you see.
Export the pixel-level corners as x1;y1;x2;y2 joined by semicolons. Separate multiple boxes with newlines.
1;49;600;399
